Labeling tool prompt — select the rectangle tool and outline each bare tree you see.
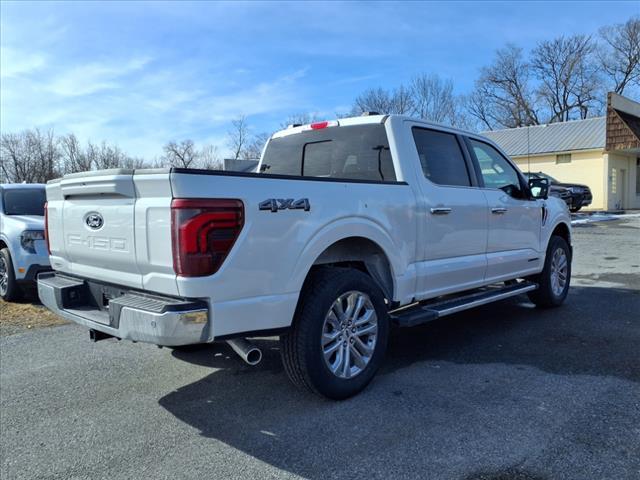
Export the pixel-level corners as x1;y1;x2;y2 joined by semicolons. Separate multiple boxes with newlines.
532;35;599;121
599;16;640;94
391;85;415;115
0;129;61;183
467;44;539;130
199;144;223;170
227;116;249;160
161;139;198;168
1;128;151;182
352;86;414;115
352;87;391;115
462;91;496;131
280;112;321;129
31;129;60;182
92;141;127;170
1;133;29;183
60;133;93;173
244;132;270;160
410;74;457;124
120;156;149;169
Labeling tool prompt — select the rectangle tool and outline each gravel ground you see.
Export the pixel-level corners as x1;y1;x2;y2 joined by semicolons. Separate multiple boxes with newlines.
1;217;639;480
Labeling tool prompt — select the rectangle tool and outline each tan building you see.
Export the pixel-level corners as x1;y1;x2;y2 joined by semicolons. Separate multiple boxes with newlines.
484;93;640;211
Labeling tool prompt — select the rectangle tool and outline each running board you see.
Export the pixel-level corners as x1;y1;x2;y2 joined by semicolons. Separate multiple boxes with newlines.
390;281;538;328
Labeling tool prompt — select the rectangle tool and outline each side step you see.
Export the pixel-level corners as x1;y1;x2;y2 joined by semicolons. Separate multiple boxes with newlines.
390;281;538;328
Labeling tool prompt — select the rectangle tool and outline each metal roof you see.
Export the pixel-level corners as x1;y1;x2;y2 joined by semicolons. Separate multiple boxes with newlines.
482;117;606;157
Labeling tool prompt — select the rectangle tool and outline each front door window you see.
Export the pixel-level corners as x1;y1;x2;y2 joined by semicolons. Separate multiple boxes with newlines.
468;139;525;198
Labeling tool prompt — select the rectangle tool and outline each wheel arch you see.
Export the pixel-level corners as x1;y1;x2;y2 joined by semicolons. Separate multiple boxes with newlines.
551;222;571;248
289;218;405;305
308;236;395;301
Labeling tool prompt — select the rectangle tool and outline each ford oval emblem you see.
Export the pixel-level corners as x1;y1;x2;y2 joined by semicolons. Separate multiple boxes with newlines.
85;212;104;230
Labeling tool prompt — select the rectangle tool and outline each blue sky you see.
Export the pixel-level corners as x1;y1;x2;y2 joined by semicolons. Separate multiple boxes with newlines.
1;1;638;158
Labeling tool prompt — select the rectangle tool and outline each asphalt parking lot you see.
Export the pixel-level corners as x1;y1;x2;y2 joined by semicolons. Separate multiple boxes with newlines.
1;217;639;480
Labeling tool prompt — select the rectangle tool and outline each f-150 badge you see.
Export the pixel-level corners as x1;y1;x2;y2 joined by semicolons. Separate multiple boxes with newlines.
259;198;310;213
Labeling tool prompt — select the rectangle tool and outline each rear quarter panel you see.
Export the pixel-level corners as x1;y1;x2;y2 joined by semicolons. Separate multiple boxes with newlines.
170;172;418;306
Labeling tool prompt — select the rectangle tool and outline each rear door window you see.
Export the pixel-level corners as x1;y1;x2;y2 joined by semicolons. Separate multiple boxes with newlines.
412;128;471;187
261;124;396;182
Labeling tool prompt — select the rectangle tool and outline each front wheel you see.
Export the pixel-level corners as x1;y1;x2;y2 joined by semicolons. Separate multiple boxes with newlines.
0;248;22;302
527;235;571;308
280;267;389;399
570;206;582;213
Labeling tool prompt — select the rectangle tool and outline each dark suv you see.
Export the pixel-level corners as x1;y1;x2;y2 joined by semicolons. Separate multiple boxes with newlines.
527;172;592;212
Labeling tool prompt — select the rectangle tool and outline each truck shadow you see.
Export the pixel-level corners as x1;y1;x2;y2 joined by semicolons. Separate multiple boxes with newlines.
160;285;639;479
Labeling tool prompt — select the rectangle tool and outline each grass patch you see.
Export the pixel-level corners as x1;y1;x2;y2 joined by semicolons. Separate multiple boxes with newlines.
0;298;69;336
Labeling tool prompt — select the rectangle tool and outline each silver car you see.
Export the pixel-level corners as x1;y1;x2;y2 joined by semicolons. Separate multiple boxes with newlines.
0;184;50;301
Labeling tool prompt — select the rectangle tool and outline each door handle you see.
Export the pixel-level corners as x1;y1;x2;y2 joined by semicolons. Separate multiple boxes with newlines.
430;207;452;215
491;207;508;214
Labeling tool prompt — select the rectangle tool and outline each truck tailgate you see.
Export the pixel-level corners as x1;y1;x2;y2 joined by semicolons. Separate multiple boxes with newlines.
46;169;177;295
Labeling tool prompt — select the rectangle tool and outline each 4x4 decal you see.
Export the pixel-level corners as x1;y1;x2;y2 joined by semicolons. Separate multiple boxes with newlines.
259;198;311;213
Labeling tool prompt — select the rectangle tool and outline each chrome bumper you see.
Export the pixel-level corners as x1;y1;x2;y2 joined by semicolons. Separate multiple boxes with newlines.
37;272;209;346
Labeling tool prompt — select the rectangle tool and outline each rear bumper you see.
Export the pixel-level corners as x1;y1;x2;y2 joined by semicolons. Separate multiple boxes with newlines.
37;272;209;346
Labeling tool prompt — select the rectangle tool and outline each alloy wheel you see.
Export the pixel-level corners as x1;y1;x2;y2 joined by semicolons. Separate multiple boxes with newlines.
550;247;568;297
321;290;378;379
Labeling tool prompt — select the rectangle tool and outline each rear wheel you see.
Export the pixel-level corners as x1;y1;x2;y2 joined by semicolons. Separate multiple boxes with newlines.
528;235;571;308
280;267;389;399
0;248;22;302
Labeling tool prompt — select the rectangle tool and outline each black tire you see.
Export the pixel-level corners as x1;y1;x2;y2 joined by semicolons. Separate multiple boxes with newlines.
280;267;389;400
527;235;571;308
570;206;581;213
0;248;22;302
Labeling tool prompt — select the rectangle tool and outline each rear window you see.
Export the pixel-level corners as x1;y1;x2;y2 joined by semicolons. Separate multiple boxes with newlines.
2;188;46;216
261;124;396;182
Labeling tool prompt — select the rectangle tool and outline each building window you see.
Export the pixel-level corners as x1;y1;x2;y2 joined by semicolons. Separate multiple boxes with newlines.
611;168;617;195
556;153;572;164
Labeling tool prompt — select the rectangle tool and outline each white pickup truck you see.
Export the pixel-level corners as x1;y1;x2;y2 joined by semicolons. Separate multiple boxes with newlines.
38;114;572;399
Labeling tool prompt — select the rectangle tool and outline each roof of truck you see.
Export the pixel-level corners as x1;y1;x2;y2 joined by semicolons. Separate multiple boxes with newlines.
271;114;479;139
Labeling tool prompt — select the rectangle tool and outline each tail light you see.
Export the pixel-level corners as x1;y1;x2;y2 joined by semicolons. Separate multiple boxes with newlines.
44;202;51;254
171;199;244;277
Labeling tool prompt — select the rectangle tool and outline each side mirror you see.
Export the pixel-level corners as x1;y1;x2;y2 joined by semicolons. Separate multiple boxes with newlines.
528;177;549;199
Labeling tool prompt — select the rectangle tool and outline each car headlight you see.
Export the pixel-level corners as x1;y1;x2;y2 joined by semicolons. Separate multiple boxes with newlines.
20;230;45;253
569;187;582;194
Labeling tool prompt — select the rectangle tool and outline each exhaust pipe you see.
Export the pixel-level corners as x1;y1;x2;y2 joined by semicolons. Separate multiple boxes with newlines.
226;338;262;366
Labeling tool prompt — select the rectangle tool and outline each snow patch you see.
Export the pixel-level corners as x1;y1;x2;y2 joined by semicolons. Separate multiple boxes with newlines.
571;212;640;225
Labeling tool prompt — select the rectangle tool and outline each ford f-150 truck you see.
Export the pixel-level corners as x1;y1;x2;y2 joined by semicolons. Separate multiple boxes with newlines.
38;114;572;399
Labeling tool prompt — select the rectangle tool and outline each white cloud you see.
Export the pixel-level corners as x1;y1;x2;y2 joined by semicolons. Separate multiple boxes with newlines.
199;68;309;123
47;57;151;97
0;46;46;78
